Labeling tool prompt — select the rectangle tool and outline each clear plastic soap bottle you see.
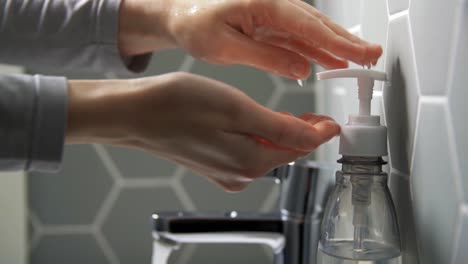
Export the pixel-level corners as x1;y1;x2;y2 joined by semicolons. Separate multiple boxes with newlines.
315;69;401;264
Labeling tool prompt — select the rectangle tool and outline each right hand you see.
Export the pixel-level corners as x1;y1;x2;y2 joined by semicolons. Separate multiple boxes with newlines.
118;0;383;79
67;72;339;191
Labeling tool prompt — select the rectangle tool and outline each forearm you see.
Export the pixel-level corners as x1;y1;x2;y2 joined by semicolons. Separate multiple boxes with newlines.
65;76;167;147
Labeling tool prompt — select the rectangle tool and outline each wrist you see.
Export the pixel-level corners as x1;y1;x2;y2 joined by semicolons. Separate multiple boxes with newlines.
66;79;141;145
118;0;177;57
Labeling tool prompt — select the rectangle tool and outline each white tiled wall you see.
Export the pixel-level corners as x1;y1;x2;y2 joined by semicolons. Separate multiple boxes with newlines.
315;1;467;264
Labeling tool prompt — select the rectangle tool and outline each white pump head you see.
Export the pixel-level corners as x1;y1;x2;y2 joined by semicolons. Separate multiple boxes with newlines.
316;69;388;157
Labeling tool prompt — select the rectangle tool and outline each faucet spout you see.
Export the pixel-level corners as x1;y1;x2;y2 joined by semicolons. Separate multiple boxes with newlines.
152;212;287;263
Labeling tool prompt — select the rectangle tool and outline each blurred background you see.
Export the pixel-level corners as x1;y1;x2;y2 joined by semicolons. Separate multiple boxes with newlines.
0;0;467;263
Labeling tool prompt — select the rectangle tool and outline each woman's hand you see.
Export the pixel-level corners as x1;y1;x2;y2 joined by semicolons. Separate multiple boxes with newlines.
119;0;383;79
67;72;339;191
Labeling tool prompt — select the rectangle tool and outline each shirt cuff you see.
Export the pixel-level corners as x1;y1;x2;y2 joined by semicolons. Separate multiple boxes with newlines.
28;75;67;172
95;0;152;74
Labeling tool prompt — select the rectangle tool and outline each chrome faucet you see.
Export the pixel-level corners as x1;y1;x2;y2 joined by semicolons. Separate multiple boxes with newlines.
151;159;337;264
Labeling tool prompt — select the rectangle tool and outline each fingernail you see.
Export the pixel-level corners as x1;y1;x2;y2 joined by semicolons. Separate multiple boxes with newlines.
290;62;308;78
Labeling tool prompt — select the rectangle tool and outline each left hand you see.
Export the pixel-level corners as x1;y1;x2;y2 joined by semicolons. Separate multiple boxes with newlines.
66;72;340;191
119;0;383;79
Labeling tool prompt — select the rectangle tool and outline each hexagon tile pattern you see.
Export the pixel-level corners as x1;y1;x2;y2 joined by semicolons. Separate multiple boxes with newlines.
410;0;458;95
29;145;113;225
411;102;460;264
27;0;468;263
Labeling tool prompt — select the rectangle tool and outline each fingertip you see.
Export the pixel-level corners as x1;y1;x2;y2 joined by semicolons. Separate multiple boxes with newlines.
369;44;383;62
290;61;311;79
314;119;341;141
337;60;349;69
375;44;383;56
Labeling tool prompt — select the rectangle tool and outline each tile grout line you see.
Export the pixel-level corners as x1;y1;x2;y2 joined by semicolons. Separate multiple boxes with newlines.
120;178;174;188
408;95;422;179
444;104;465;205
95;230;120;264
92;185;121;228
93;144;125;184
171;167;197;211
406;14;423;99
445;0;464;97
444;0;466;208
28;210;43;253
40;225;92;235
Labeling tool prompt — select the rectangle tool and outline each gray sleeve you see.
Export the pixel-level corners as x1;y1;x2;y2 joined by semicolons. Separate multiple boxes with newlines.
0;73;67;172
0;0;151;73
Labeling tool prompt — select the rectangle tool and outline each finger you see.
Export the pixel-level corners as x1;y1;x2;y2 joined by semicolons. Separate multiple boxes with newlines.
236;105;326;151
271;2;382;66
220;131;303;176
298;113;334;124
289;0;367;46
298;113;338;128
221;28;311;79
256;33;348;69
311;119;341;142
289;0;383;66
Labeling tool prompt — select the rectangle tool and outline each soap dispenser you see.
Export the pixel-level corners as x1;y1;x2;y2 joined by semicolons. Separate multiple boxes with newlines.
315;69;401;264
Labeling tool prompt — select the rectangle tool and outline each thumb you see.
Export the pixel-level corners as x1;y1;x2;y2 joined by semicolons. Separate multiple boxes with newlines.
240;106;339;151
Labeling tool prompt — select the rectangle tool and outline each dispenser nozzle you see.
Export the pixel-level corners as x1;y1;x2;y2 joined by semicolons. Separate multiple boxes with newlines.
316;69;389;157
317;69;387;116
